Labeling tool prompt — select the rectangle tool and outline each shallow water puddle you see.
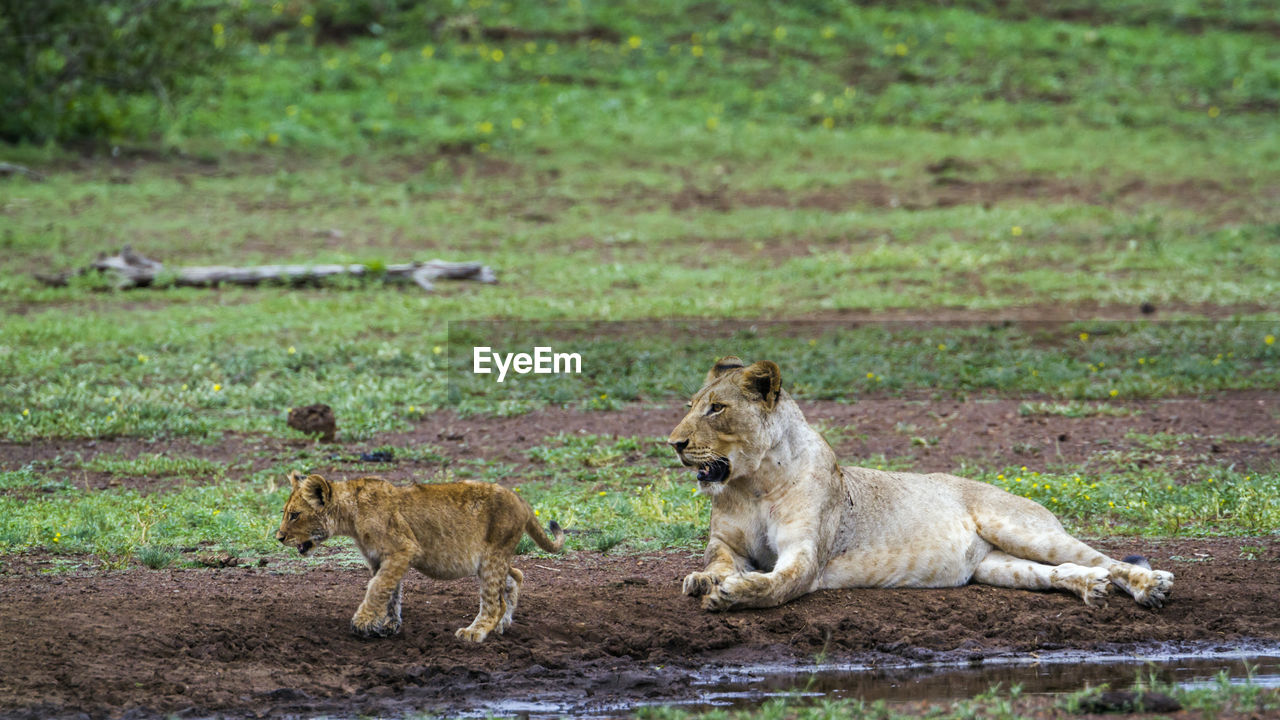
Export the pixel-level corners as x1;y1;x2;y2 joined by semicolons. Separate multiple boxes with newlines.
684;646;1280;711
466;644;1280;718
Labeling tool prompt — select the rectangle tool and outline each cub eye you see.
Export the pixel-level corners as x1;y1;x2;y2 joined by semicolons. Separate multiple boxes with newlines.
288;511;301;521
707;403;725;415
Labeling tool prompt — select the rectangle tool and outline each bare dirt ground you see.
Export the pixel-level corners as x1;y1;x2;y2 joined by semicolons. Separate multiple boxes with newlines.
1;392;1278;719
1;538;1278;719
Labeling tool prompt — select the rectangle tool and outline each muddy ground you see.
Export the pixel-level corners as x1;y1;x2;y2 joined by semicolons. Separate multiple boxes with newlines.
1;538;1279;719
1;392;1278;719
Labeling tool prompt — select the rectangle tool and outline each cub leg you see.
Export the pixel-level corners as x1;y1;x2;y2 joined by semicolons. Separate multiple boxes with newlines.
973;550;1109;606
497;567;523;634
385;580;403;627
352;556;408;637
456;554;509;643
975;502;1174;608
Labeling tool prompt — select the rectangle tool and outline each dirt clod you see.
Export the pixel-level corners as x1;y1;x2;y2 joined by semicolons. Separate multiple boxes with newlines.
287;403;337;443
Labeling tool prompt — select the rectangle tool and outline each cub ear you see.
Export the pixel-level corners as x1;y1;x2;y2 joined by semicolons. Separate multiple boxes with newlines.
286;470;307;490
705;355;745;384
299;474;333;510
739;361;781;409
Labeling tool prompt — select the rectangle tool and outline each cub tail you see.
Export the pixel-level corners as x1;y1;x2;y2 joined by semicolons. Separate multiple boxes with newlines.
526;516;565;553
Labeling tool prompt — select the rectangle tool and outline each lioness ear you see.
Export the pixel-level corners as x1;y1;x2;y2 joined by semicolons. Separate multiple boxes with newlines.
705;355;745;384
740;361;781;408
286;470;306;490
299;474;332;510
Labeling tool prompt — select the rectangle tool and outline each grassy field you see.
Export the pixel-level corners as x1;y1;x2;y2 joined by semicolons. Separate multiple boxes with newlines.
1;1;1278;716
2;0;1277;566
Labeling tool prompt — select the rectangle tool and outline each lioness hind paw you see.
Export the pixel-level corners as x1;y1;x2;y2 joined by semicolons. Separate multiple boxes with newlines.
1082;571;1111;607
1135;570;1174;609
1053;565;1110;607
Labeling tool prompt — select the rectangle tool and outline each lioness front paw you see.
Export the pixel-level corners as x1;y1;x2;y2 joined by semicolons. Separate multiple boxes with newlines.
682;571;722;597
351;613;401;638
1134;570;1174;609
700;586;733;612
455;626;490;643
699;573;753;611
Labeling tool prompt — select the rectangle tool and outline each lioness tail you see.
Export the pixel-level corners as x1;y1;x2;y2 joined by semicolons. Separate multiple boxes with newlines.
526;517;565;553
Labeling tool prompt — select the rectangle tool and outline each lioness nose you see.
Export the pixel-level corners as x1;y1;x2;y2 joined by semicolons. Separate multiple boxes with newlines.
274;531;286;543
670;439;689;452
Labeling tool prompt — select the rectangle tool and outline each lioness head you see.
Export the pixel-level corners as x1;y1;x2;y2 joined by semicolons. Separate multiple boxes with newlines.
668;356;782;490
274;470;334;556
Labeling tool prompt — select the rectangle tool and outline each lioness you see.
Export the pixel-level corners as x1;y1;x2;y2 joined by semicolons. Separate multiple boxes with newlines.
274;471;564;641
669;357;1174;612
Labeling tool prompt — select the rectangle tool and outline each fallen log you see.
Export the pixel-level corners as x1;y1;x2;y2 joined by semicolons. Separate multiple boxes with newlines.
36;246;497;292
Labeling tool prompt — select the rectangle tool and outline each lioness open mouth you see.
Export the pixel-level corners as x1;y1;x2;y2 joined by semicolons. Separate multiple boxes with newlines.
696;458;730;483
297;541;314;556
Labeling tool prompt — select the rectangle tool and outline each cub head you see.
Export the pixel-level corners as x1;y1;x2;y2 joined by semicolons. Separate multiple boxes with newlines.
668;356;782;491
274;470;334;556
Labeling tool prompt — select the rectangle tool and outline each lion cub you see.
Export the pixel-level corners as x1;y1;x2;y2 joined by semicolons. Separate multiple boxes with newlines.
275;471;563;641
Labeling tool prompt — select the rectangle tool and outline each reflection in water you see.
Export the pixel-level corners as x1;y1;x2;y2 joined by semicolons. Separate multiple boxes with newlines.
690;649;1280;710
465;646;1280;718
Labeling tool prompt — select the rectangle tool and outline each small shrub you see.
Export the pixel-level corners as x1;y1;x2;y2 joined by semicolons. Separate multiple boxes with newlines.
0;0;231;145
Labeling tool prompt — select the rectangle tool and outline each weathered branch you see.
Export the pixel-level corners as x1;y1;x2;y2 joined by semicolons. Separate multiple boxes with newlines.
35;246;497;292
0;162;45;182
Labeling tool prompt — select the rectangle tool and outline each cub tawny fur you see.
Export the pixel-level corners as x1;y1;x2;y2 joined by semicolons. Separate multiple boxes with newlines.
669;357;1174;612
274;471;564;641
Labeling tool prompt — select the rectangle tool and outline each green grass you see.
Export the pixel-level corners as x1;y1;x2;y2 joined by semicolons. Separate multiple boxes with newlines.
138;2;1280;157
0;427;1273;564
2;319;1277;441
0;478;285;560
83;452;227;479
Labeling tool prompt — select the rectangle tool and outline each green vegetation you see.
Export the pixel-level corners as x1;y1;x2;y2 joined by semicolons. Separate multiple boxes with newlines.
2;319;1277;442
2;431;1274;564
1;0;227;144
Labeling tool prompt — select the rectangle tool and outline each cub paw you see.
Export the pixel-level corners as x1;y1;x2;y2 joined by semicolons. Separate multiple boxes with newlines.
455;626;490;643
1135;570;1174;609
682;571;721;597
351;614;401;638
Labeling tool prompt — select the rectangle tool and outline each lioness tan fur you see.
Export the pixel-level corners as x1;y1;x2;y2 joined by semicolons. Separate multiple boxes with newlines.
274;471;564;641
669;357;1174;612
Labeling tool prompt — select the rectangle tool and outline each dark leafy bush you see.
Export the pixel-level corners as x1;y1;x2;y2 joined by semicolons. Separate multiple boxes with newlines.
0;0;230;145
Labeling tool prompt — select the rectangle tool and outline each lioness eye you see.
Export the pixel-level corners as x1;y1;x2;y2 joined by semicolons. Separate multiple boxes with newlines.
288;511;300;521
707;403;725;414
